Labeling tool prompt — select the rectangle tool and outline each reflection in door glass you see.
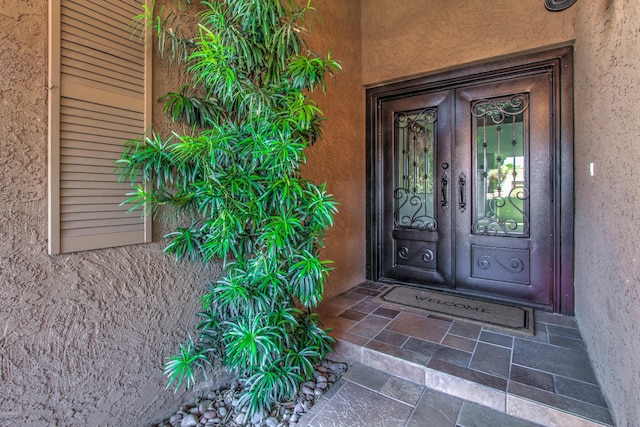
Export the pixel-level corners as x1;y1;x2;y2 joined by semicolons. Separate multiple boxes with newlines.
394;108;437;231
472;94;530;236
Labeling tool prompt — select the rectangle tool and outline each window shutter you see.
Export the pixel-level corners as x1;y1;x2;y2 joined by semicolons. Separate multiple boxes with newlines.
48;0;152;254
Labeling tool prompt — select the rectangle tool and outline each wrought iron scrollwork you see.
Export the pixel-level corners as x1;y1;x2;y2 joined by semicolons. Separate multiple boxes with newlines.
398;247;435;264
394;108;438;231
473;186;530;236
478;255;525;273
471;94;529;122
472;93;530;237
394;188;438;231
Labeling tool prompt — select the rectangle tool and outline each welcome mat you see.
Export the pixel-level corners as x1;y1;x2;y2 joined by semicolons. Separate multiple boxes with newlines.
379;285;534;334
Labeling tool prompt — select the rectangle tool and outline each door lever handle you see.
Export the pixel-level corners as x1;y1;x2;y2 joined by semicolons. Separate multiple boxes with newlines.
441;172;449;210
459;172;467;213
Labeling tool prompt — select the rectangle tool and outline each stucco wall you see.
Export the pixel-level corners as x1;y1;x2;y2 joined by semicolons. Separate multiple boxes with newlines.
304;1;365;298
361;0;576;85
0;1;227;425
573;2;640;425
6;0;639;426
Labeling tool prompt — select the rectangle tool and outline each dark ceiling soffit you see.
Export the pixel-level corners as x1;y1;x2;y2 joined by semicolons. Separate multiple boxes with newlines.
545;0;578;11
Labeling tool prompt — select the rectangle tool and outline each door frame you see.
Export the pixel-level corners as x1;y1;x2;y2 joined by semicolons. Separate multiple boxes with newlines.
365;47;574;315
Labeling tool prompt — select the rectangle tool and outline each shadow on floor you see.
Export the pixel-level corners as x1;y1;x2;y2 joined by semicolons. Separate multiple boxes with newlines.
300;282;613;427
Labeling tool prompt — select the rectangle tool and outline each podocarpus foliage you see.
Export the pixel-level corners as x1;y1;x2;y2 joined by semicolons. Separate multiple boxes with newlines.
118;0;341;419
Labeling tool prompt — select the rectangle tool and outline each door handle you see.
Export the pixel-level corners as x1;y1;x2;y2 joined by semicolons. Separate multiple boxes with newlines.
459;172;467;213
441;172;449;210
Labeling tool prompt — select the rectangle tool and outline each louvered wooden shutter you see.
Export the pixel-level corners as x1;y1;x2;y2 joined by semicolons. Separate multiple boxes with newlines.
48;0;151;254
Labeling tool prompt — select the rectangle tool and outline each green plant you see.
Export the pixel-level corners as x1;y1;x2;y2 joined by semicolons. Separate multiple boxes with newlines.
118;0;340;419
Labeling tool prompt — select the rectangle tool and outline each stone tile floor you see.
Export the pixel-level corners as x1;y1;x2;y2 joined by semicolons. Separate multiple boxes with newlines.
300;282;613;427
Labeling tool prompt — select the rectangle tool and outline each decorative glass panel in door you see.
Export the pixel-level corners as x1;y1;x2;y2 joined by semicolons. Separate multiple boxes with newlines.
394;108;437;232
454;74;554;306
472;94;529;237
380;91;453;287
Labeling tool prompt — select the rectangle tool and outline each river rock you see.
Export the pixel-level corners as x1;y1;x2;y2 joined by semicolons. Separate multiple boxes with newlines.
234;413;245;425
198;400;212;414
265;416;279;427
180;414;198;427
202;410;217;420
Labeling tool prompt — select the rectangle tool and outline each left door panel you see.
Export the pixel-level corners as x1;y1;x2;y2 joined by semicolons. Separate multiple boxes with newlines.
379;91;453;287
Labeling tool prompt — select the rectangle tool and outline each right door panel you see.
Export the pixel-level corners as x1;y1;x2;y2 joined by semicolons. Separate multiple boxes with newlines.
454;73;554;305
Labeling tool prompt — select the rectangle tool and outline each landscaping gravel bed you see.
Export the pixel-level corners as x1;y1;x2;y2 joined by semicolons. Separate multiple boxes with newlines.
153;360;348;427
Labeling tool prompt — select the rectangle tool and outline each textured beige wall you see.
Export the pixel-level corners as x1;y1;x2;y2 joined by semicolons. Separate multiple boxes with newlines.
361;0;576;85
4;0;638;426
304;1;365;298
0;1;361;424
0;1;227;425
573;2;640;425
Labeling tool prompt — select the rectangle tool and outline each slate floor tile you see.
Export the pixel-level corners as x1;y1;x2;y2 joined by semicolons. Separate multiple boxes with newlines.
441;333;477;352
321;378;346;400
353;287;383;296
547;324;583;340
357;281;387;291
554;376;609;407
380;376;424;405
339;309;368;321
535;310;578;328
365;340;432;367
316;300;354;317
329;329;369;346
448;320;482;340
427;358;508;391
363;347;428;385
402;336;439;354
404;337;472;367
338;290;368;302
373;329;409;347
512;338;598;384
350;298;382;314
372;307;400;319
435;346;472;367
348;315;392;339
387;312;451;343
510;364;555;392
548;334;587;352
322;316;358;333
478;330;514;348
524;323;549;343
508;381;614;425
406;388;462;427
427;313;455;324
457;401;545;427
306;382;413;427
469;342;512;378
342;362;391;391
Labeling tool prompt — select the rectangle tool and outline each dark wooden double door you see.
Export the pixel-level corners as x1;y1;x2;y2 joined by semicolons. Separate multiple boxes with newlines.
367;51;574;312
